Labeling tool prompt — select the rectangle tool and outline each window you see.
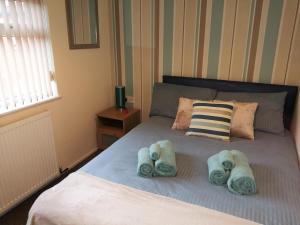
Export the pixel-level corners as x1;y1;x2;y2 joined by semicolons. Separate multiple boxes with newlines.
0;0;58;115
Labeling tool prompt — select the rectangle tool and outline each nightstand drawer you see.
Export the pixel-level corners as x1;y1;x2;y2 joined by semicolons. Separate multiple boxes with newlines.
99;117;123;129
96;107;140;150
98;126;124;138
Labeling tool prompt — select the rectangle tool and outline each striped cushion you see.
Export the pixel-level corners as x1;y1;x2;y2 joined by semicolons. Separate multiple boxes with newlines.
186;100;235;141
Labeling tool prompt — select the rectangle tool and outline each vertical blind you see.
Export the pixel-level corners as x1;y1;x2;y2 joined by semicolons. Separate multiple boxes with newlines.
0;0;57;115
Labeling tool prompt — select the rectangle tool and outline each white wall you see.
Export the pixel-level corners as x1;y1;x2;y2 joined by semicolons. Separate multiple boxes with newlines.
0;0;116;170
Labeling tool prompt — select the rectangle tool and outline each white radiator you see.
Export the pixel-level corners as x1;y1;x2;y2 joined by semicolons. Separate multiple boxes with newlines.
0;111;59;216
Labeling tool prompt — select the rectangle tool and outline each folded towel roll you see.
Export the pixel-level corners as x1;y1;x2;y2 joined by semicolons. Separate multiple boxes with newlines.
155;141;177;177
227;150;256;195
207;154;230;185
149;143;161;161
157;140;172;150
137;147;154;178
218;150;235;170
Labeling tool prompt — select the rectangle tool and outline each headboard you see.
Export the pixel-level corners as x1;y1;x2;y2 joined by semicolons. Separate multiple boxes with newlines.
163;75;298;130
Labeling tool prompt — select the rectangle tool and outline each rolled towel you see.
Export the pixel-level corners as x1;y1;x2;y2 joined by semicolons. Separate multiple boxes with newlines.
149;143;161;161
227;150;256;195
157;140;172;150
155;141;177;177
218;150;235;170
207;154;230;185
137;147;154;178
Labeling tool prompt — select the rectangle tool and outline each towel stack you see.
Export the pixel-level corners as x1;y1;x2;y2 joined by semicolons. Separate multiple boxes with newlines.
137;140;177;178
207;150;256;195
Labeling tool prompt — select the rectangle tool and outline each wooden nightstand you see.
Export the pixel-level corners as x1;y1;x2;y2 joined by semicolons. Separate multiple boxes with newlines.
97;107;140;150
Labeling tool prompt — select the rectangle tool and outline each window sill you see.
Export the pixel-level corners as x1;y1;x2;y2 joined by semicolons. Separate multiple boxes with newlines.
0;96;62;118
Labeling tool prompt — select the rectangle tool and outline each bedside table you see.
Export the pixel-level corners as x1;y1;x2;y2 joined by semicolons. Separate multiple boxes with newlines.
97;107;140;150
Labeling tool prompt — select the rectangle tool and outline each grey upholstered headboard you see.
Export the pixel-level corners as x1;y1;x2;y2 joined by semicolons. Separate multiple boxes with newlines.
163;75;298;130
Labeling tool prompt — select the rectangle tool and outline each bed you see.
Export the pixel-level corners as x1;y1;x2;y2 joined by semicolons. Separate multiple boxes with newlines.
28;76;300;225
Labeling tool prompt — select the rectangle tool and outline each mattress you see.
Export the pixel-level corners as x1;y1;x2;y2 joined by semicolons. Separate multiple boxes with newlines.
81;116;300;225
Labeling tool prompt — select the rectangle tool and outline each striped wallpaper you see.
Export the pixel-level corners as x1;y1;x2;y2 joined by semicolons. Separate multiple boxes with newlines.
112;0;300;120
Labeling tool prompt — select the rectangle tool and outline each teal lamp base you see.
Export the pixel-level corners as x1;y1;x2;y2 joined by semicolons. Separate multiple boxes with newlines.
115;86;126;109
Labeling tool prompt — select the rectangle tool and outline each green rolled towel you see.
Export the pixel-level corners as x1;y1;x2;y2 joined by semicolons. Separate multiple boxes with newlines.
155;140;177;177
218;150;235;170
227;150;256;195
149;143;161;161
137;147;154;178
207;154;230;185
157;140;172;150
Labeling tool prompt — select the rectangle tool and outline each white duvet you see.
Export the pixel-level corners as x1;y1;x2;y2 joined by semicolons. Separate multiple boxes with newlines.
27;172;260;225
